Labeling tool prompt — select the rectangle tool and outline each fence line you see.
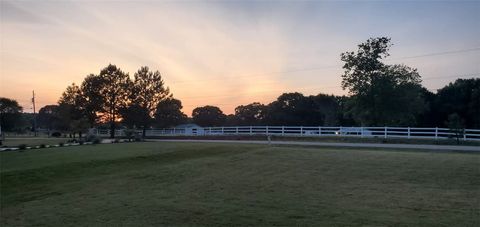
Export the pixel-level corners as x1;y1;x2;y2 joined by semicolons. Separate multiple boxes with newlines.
96;126;480;141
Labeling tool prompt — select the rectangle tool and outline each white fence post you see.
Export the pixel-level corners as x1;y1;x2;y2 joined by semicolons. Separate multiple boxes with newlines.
435;127;438;140
384;126;387;139
236;127;239;135
266;126;269;135
173;128;176;135
300;126;303;136
221;127;224;134
463;129;467;141
319;126;322;136
408;127;410;139
250;126;253;135
282;126;284;136
360;127;364;138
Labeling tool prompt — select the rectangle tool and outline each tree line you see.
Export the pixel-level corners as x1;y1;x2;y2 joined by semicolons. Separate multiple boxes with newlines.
1;37;479;137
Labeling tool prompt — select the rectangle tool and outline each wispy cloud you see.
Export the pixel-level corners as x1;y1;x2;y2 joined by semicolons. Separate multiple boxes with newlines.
1;1;479;114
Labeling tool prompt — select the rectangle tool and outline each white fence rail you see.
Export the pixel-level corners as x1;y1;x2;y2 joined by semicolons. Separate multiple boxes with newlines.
96;126;480;141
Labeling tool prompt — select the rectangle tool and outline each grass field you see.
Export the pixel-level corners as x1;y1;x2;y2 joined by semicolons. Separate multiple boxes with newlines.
1;137;70;147
149;135;480;146
1;142;479;226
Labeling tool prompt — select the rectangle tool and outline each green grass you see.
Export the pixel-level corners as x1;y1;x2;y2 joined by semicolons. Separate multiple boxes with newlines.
157;135;480;146
1;137;70;147
1;142;479;226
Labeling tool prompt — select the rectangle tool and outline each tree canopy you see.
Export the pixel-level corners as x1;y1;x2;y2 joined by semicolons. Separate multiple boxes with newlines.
192;105;226;127
0;97;23;132
154;98;187;128
341;37;425;126
4;38;479;134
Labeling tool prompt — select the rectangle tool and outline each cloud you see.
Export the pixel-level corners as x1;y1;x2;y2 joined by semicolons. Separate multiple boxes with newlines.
1;1;479;114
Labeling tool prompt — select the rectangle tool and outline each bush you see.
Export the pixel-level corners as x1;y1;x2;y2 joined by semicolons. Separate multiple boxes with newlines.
124;129;135;142
86;133;101;143
59;142;64;147
113;139;120;143
67;139;78;143
92;137;101;144
18;144;27;150
39;144;46;148
51;132;61;137
78;140;84;145
134;133;143;142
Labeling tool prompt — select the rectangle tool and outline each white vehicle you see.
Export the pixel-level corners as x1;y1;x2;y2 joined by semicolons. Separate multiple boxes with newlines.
335;127;372;136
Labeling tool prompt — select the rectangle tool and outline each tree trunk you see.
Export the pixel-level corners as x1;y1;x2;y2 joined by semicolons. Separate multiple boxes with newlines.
142;125;146;138
110;120;115;139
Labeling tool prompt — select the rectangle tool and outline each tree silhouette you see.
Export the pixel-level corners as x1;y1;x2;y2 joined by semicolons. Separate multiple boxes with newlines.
96;64;131;138
234;102;267;126
0;97;23;132
154;98;187;128
192;105;226;127
127;66;170;136
341;37;425;126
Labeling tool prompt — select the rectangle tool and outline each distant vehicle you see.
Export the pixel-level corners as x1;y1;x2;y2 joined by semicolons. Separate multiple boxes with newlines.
335;127;372;136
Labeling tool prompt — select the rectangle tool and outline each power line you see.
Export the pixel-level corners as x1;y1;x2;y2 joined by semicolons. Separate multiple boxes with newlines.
387;47;480;61
421;73;480;80
166;47;480;86
175;72;479;103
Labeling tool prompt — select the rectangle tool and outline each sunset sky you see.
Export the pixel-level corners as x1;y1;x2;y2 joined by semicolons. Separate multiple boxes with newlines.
1;0;479;115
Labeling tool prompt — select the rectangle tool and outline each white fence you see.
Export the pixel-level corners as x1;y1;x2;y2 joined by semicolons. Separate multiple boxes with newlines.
97;126;480;141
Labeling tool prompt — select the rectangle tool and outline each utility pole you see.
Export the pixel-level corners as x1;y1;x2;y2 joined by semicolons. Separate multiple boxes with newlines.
32;90;37;137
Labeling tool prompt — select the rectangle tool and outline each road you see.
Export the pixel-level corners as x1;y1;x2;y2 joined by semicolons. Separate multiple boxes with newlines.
149;139;480;152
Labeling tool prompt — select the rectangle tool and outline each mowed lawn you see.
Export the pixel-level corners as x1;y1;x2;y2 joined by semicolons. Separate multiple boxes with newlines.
2;137;70;147
1;142;479;226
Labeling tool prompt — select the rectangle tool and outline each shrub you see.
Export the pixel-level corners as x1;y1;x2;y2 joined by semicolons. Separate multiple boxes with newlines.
92;137;101;144
113;139;120;143
78;140;84;145
59;142;64;147
39;144;46;148
86;133;101;143
18;144;27;150
124;129;135;142
134;133;143;142
67;139;77;143
51;132;61;137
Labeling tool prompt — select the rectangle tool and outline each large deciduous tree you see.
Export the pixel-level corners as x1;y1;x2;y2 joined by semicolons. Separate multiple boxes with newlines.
96;64;131;138
0;97;23;132
311;94;340;126
58;83;90;137
234;102;267;126
80;74;104;126
154;98;187;128
124;66;170;136
192;105;226;127
433;78;480;128
265;93;323;126
37;105;61;131
340;37;425;126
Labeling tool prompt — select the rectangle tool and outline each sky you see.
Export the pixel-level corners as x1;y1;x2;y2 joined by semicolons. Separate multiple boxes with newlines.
1;0;479;115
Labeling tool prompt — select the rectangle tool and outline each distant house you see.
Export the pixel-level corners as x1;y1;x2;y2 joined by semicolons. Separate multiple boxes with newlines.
175;123;204;135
